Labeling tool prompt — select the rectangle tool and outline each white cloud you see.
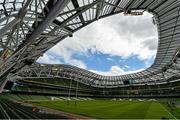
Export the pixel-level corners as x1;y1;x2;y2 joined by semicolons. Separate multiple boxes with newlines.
38;52;87;69
37;12;158;74
47;12;157;59
67;59;87;69
106;58;114;61
90;66;144;76
38;53;61;64
124;65;130;69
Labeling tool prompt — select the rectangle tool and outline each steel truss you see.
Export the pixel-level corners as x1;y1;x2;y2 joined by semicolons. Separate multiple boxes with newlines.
0;0;180;91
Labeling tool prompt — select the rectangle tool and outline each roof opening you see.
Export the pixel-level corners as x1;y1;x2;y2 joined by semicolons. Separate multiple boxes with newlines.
37;12;158;76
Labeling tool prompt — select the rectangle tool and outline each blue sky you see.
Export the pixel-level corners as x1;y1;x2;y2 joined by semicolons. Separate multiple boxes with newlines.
37;12;158;76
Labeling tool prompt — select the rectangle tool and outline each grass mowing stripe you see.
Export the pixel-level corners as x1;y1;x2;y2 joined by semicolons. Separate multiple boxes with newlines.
109;102;150;119
80;101;134;112
79;101;137;118
143;102;151;118
118;102;151;119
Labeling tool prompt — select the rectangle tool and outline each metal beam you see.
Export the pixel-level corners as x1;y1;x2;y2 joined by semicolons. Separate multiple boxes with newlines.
96;0;105;20
0;18;20;38
0;0;71;93
71;0;85;25
58;1;98;27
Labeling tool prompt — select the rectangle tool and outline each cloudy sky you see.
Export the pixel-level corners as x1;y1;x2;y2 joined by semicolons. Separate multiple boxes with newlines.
37;12;158;76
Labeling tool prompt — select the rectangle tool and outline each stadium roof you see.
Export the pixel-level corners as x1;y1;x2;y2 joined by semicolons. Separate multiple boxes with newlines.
0;0;180;89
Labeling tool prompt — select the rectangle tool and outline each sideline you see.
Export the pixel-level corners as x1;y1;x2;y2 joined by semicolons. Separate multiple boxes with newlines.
159;102;177;120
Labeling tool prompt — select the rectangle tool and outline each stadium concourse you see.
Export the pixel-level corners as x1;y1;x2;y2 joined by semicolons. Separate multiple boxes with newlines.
0;0;180;119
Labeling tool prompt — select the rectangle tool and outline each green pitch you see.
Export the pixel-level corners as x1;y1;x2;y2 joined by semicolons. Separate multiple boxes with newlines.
30;99;177;119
